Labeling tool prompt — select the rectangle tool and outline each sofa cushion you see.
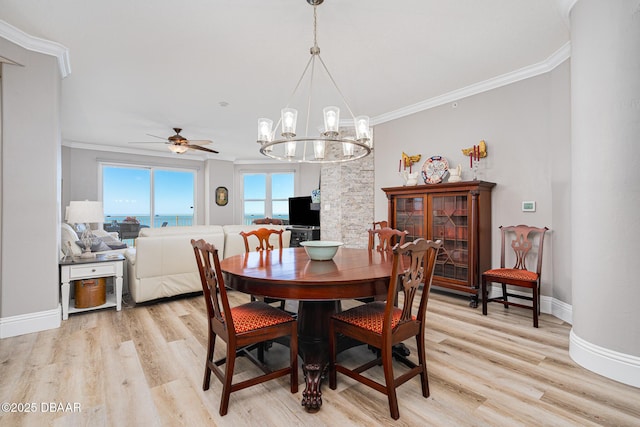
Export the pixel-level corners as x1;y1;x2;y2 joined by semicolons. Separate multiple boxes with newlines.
134;229;226;278
139;225;224;238
61;223;83;256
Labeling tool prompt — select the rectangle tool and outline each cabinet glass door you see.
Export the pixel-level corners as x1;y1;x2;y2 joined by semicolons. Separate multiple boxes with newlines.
395;197;424;242
431;194;468;282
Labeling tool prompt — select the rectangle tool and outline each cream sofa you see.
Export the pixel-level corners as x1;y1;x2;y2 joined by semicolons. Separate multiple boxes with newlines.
125;224;291;303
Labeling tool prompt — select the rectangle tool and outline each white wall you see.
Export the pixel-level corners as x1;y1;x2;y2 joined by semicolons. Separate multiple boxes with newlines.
206;159;235;225
569;0;640;387
0;37;61;334
373;60;572;304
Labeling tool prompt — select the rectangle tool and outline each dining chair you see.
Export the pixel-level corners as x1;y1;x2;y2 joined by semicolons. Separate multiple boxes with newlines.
240;228;287;310
240;227;284;252
191;239;298;416
360;226;409;303
368;226;408;254
481;225;548;327
329;238;442;420
372;220;388;229
252;217;284;225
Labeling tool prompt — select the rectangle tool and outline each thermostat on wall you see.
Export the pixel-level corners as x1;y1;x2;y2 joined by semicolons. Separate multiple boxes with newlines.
522;201;536;212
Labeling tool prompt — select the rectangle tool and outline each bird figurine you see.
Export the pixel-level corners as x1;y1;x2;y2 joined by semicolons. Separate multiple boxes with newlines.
462;140;487;158
401;152;421;168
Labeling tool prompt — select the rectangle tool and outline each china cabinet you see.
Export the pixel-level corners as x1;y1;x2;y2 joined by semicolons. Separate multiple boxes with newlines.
382;181;495;307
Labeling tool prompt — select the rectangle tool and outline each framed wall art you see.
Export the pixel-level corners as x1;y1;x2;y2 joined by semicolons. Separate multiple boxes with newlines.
215;186;228;206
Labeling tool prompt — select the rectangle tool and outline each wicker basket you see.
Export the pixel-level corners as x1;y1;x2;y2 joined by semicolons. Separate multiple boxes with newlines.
74;278;106;308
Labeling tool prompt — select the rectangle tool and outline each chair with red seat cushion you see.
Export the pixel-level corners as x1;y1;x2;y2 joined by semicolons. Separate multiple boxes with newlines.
239;228;288;310
329;238;441;420
481;225;549;327
191;239;298;416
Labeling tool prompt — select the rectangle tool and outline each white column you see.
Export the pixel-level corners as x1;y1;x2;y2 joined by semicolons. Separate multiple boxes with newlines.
569;0;640;387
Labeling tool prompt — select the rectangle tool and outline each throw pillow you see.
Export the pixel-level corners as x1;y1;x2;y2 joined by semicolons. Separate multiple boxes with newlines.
105;241;128;250
76;238;111;252
94;233;128;249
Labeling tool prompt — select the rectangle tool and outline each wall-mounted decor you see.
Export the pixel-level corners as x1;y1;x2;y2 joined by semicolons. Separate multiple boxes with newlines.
215;186;228;206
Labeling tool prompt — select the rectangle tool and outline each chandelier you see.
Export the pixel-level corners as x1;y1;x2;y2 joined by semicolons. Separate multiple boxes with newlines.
257;0;371;163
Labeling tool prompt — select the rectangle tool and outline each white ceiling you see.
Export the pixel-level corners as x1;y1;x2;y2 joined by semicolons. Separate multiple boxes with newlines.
0;0;571;162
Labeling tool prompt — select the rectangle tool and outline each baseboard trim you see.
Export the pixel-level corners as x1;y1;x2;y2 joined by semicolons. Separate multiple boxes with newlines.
0;305;61;338
488;284;573;324
570;329;640;388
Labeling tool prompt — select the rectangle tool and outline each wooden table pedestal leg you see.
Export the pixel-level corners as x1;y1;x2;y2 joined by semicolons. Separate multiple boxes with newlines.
297;300;340;412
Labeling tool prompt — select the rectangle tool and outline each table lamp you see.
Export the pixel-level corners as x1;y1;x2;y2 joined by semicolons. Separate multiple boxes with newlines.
66;200;104;258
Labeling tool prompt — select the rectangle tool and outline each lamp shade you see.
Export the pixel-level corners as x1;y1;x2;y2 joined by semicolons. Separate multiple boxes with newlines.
66;201;104;224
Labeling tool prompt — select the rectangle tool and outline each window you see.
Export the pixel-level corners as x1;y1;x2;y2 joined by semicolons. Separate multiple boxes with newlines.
242;172;294;224
102;165;195;227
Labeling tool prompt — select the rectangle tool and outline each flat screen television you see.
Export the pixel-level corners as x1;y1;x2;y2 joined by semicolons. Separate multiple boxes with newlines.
288;196;320;227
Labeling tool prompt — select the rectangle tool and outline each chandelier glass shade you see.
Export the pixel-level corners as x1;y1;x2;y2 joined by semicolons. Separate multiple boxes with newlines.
257;0;372;163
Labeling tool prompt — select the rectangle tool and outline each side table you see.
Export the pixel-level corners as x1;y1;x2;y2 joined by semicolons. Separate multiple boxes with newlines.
59;253;125;320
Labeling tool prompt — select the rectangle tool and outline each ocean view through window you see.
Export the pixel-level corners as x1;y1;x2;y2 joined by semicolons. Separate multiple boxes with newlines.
242;172;294;224
102;165;195;227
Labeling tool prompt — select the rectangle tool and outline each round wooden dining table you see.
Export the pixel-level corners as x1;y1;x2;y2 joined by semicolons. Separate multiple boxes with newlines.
219;246;394;412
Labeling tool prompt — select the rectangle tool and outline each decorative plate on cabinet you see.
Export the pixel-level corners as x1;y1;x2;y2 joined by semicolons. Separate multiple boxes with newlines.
422;156;449;184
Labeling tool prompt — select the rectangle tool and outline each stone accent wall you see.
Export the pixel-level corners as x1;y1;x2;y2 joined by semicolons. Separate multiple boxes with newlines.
320;144;374;248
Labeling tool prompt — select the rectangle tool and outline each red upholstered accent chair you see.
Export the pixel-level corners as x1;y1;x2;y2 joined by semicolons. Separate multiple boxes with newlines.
240;228;287;310
329;238;442;420
481;225;549;328
191;239;298;416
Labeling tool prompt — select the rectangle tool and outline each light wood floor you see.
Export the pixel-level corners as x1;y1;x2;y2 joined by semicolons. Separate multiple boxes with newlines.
1;290;638;427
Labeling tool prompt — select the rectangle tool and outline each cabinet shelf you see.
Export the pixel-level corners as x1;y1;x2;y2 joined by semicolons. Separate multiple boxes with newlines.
383;180;495;307
68;291;117;314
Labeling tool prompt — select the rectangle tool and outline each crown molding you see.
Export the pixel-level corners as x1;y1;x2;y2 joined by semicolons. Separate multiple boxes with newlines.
371;41;571;126
559;0;580;20
62;139;234;162
0;19;71;78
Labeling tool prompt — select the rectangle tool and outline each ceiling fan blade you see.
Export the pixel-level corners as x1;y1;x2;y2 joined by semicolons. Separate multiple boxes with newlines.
185;139;212;146
146;133;169;140
187;144;219;154
129;141;167;144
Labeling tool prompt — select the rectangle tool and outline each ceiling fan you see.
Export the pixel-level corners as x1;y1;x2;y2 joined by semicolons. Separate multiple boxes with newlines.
132;127;219;154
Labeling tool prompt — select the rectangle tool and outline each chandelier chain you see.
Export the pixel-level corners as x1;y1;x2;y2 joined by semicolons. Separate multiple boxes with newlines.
256;0;371;163
313;6;318;50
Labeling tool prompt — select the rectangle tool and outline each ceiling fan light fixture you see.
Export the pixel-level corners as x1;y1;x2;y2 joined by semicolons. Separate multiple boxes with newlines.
257;0;371;163
168;144;189;154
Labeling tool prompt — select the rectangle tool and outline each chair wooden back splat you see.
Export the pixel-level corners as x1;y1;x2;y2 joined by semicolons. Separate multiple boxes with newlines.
239;228;287;309
191;239;298;416
372;220;388;229
329;238;442;420
240;227;284;253
368;226;409;254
